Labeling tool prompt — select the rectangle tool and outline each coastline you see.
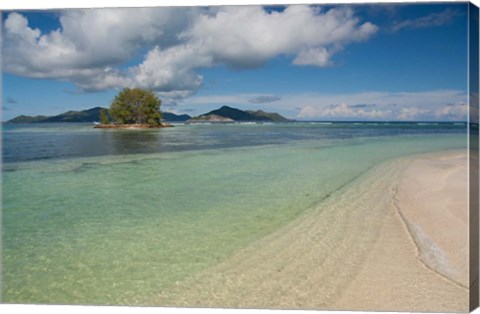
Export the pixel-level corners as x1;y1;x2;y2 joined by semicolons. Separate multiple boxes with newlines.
395;151;468;288
335;150;468;312
152;150;469;312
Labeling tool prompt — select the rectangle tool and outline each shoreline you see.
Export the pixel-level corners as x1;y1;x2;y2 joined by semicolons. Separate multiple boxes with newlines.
394;151;468;288
334;150;468;312
152;149;469;312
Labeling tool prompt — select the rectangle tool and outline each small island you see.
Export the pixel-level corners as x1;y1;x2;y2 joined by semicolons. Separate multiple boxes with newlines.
94;123;173;129
95;88;172;129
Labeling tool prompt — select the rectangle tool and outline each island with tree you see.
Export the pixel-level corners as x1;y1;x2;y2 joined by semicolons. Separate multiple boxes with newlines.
95;88;172;128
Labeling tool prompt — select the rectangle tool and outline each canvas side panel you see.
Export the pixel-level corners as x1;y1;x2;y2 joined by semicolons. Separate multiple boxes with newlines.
469;2;479;312
0;10;4;304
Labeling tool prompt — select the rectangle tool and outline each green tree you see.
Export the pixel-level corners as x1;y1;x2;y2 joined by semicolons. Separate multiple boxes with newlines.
109;88;162;125
99;108;110;124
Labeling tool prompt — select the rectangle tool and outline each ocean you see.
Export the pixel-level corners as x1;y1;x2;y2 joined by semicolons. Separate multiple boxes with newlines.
1;122;467;305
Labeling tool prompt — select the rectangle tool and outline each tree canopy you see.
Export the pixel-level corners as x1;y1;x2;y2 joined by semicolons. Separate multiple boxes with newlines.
109;88;162;125
99;108;110;124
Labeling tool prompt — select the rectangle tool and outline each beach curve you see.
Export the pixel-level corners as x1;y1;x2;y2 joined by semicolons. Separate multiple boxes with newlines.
152;150;469;312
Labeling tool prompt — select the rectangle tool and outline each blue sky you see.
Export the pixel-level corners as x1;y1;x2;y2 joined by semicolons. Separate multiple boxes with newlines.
1;3;470;121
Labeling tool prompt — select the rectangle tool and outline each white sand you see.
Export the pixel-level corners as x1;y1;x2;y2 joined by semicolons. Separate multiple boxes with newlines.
396;151;468;287
335;151;468;312
153;151;469;312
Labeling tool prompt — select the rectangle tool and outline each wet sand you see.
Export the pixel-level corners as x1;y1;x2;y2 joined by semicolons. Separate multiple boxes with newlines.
153;150;469;312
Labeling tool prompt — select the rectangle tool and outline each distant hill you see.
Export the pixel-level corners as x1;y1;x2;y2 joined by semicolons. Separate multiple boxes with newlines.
7;108;191;123
46;107;109;123
7;115;49;123
162;112;191;122
245;110;289;122
191;106;289;122
7;107;108;123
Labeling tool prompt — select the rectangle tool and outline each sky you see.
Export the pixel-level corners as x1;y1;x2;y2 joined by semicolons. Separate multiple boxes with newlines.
1;2;471;121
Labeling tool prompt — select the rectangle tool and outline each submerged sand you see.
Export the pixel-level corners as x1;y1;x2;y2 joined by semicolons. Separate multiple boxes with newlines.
153;151;469;312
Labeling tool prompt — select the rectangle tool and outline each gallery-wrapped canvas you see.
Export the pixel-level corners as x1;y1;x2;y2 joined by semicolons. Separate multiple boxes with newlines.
1;1;479;313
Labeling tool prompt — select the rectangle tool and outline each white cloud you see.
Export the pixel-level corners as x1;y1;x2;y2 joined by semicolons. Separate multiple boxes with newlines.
296;105;319;119
286;90;471;121
129;45;211;93
397;107;429;120
298;102;389;119
184;5;377;69
293;90;468;121
3;7;199;89
293;47;332;67
3;5;378;95
434;103;468;120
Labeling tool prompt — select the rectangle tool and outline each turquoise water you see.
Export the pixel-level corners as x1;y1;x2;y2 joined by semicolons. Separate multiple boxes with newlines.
1;123;467;305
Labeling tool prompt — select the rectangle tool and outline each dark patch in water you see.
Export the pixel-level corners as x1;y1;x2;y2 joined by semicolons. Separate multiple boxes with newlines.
2;165;18;172
73;162;101;173
71;158;155;174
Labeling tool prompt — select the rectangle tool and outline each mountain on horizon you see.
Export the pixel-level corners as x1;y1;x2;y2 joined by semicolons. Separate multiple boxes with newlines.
162;112;192;122
7;107;108;123
191;106;289;122
6;108;192;123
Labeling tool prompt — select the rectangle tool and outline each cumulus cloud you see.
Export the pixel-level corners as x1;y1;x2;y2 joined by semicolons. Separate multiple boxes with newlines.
3;5;378;96
293;47;332;67
434;103;468;120
3;8;200;91
299;102;389;119
184;5;377;69
248;95;282;103
397;107;429;120
292;90;468;121
129;45;210;93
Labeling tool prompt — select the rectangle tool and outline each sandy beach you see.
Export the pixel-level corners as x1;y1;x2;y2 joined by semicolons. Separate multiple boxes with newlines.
153;150;469;312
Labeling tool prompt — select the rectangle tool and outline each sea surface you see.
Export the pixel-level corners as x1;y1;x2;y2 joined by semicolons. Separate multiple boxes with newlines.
1;122;468;305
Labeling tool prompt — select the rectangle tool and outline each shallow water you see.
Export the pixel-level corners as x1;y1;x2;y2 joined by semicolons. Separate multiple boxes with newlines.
1;122;467;305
